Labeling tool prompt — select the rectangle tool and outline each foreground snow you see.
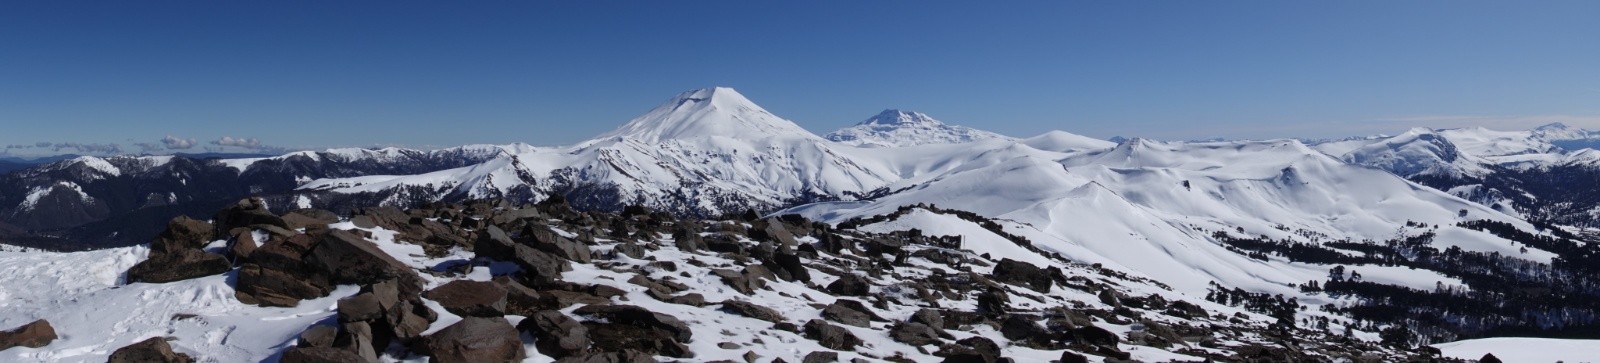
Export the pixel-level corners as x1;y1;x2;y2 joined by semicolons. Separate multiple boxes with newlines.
0;246;358;362
1433;337;1600;362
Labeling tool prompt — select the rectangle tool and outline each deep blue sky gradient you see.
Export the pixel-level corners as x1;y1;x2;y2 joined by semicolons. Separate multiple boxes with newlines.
2;1;1597;154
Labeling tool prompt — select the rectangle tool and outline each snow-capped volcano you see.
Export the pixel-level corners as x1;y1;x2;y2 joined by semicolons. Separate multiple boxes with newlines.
595;87;817;143
825;109;1012;147
300;87;901;217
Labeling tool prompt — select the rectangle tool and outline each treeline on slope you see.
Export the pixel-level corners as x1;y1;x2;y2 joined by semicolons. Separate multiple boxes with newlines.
1412;165;1600;228
834;203;1173;290
838;203;1036;248
1211;221;1600;345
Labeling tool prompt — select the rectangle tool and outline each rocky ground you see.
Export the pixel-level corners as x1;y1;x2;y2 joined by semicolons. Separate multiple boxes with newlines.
0;197;1478;362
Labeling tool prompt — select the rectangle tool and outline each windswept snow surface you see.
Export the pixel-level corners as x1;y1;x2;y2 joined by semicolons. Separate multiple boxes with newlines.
0;246;359;362
790;138;1532;297
1319;124;1600;177
1433;337;1600;362
258;87;1550;310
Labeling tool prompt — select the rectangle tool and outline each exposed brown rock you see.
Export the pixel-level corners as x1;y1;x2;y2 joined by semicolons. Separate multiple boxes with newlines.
0;319;56;351
107;337;195;363
516;310;589;358
421;317;526;363
719;300;786;323
148;216;216;255
280;346;366;363
424;280;508;317
126;249;231;284
802;319;861;350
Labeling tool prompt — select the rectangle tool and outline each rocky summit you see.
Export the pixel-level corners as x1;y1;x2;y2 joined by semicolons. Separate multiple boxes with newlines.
0;196;1487;361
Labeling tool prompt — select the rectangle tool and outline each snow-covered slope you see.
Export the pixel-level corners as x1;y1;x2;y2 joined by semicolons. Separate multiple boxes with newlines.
788;137;1530;295
1432;337;1600;362
596;87;819;143
302;87;904;216
824;109;1013;147
1320;124;1598;177
0;245;358;362
1338;128;1493;177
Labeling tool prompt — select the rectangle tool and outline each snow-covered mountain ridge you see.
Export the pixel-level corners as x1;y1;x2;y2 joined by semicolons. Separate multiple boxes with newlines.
824;109;1013;147
5;87;1600;360
1307;123;1600;224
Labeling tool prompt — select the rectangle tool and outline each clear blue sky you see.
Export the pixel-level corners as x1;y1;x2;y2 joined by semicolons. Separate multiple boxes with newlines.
2;1;1597;155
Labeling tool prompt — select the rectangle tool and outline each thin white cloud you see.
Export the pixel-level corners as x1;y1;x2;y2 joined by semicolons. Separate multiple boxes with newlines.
211;136;263;148
161;135;197;149
210;136;288;154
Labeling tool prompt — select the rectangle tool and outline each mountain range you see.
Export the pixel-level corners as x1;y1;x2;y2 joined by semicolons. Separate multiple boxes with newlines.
3;87;1600;360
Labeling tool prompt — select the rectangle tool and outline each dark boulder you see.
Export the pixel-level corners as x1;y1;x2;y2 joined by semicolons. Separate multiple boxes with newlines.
215;197;288;233
572;305;693;343
523;224;593;263
476;226;569;282
820;299;881;327
553;350;656;363
280;346;366;363
802;351;839;363
888;322;941;346
234;263;332;307
498;278;544;315
282;209;339;230
126;249;232;284
771;251;810;283
705;234;746;254
613;242;646;260
107;337;195;363
976;288;1009;316
1058;351;1089;363
718;300;786;323
666;293;707;307
333;320;379;362
1071;325;1119;347
752;219;798;246
939;336;1004;363
306;230;424;296
998;315;1051;347
227;228;258;261
295;325;337;348
1480;353;1503;363
911;309;945;329
516;311;589;359
424;280;508;317
671;227;706;252
825;274;870;296
583;320;693;358
0;319;56;350
148;216;215;255
991;259;1052;293
421;317;526;363
336;292;388;323
802;320;861;350
713;269;765;295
